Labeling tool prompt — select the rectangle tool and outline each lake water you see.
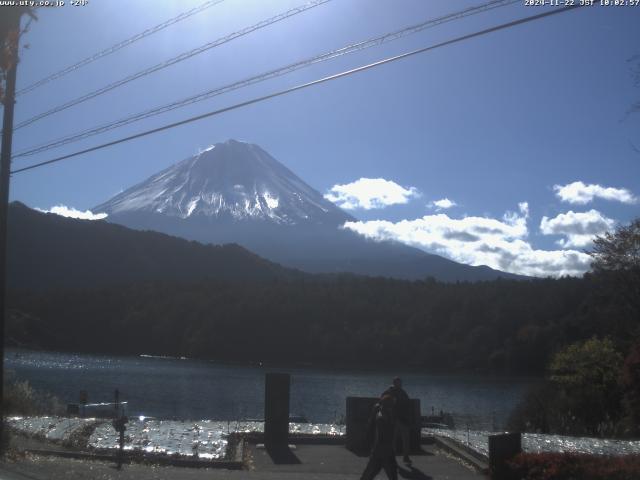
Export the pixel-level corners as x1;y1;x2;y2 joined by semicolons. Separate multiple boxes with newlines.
4;349;534;430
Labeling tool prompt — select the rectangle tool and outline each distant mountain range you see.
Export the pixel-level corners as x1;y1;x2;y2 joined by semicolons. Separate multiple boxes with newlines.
94;139;523;282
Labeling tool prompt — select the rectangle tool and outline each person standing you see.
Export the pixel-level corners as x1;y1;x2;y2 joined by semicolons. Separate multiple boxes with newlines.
360;394;398;480
383;377;412;464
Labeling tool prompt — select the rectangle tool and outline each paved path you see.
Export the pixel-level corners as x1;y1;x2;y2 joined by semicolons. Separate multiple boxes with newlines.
247;443;484;479
0;443;484;480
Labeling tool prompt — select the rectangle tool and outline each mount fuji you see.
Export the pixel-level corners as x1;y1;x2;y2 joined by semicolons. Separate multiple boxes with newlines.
95;140;521;281
97;140;351;227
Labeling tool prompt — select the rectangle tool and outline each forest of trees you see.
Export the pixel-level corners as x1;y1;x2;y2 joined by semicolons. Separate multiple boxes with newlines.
5;210;637;379
5;266;634;375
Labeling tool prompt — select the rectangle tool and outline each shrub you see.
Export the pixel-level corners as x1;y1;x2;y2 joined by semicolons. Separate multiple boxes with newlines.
3;378;64;416
620;340;640;437
548;337;623;436
507;382;556;433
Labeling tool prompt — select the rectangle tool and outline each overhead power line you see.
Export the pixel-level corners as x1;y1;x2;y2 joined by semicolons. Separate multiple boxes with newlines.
13;0;519;159
16;0;227;96
11;4;585;175
13;0;332;131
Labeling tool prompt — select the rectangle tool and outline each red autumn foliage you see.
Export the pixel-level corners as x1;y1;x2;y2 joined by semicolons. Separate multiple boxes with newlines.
506;452;640;480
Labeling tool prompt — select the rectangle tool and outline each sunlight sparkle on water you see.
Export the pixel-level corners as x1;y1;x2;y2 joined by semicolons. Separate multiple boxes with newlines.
424;428;640;458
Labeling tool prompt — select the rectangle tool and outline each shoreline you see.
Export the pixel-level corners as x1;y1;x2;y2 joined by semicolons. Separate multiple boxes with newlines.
5;346;544;380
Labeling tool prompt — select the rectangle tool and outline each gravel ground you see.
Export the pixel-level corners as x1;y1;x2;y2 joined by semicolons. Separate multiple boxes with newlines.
0;455;248;480
1;431;242;480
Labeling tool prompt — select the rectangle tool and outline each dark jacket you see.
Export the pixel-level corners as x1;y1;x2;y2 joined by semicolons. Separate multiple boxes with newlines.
382;385;411;424
366;403;395;457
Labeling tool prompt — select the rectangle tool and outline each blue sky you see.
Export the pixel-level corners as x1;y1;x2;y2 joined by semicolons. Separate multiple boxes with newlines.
6;0;640;277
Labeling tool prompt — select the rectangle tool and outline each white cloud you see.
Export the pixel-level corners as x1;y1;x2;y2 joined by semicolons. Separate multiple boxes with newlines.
342;202;591;277
518;202;529;218
324;178;420;210
36;205;108;220
540;209;615;248
554;181;637;205
429;198;457;210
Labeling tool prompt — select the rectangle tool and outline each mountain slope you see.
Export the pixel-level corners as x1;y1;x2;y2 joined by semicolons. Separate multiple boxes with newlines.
95;140;352;226
7;202;298;291
95;139;524;282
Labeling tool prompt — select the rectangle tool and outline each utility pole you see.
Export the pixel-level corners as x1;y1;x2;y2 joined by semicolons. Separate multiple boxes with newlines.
0;7;24;451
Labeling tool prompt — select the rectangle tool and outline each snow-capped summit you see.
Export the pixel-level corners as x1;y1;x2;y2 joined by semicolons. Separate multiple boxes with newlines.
95;139;352;226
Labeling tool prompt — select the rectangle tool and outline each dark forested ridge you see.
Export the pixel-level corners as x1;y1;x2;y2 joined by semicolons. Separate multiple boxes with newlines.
7;201;299;290
8;273;632;375
6;201;637;376
7;201;519;291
